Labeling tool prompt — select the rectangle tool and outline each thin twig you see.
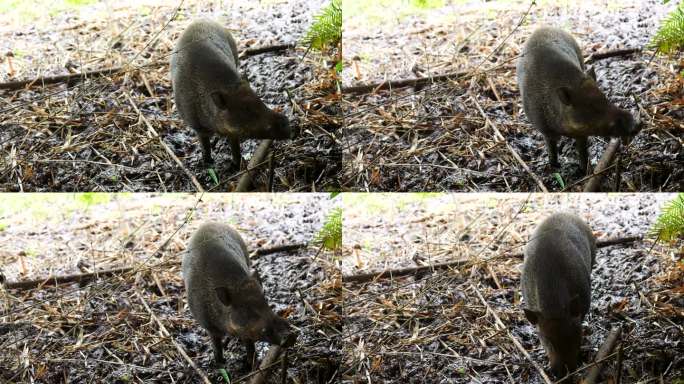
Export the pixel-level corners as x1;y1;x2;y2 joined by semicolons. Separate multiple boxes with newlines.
471;284;554;384
124;91;205;192
134;289;212;384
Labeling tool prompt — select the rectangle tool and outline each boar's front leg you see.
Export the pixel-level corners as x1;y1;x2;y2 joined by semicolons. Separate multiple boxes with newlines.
229;137;242;168
543;135;560;168
574;137;589;175
210;332;225;365
198;132;215;167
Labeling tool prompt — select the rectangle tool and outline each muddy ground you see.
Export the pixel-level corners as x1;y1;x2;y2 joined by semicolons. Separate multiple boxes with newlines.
342;0;684;192
341;193;683;383
0;0;341;192
0;194;341;383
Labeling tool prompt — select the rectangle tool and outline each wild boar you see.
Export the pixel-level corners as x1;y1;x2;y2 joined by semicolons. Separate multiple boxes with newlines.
517;27;639;174
182;222;294;367
521;212;596;377
170;19;291;168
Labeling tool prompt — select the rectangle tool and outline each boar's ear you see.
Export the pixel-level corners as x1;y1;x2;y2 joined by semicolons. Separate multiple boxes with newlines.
569;295;582;317
214;286;232;306
523;308;539;325
585;66;597;81
210;91;230;110
557;87;573;106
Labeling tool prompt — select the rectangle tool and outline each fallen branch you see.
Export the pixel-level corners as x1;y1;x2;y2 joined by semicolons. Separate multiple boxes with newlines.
251;242;308;258
241;43;295;58
2;266;134;290
583;138;621;192
585;47;641;64
471;284;554;384
3;242;310;290
342;258;470;283
342;47;642;96
342;68;487;94
342;236;640;284
0;43;295;91
236;139;273;192
247;345;286;384
0;62;164;90
134;289;212;384
584;327;623;384
124;92;205;192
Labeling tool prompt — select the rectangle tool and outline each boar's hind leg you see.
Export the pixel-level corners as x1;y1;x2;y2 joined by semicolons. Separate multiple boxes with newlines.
229;138;242;168
544;135;560;168
574;137;589;175
198;132;215;167
210;332;225;365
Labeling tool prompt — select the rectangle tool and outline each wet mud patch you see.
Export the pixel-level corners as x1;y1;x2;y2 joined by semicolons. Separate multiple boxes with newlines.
341;193;683;382
342;0;683;192
0;0;340;192
0;194;341;383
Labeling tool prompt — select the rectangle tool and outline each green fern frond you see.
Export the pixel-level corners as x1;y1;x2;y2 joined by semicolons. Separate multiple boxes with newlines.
314;207;342;251
302;0;342;52
651;193;684;241
651;2;684;54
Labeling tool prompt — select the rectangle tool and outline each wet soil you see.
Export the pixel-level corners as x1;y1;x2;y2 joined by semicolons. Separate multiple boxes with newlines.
0;194;341;383
342;0;683;192
0;0;341;192
341;193;683;382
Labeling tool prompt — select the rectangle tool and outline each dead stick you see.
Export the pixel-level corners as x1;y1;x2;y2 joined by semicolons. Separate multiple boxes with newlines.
236;139;273;192
583;138;621;192
342;236;640;284
584;327;623;384
615;343;624;384
248;345;285;384
471;284;554;384
124;92;205;192
134;289;212;384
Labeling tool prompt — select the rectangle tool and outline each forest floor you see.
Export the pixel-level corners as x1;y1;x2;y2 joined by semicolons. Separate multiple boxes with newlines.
342;0;683;192
0;0;341;192
341;193;683;383
0;193;342;383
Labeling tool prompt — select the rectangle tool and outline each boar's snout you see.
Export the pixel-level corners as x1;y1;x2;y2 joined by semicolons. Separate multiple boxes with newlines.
261;315;295;347
271;112;292;140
